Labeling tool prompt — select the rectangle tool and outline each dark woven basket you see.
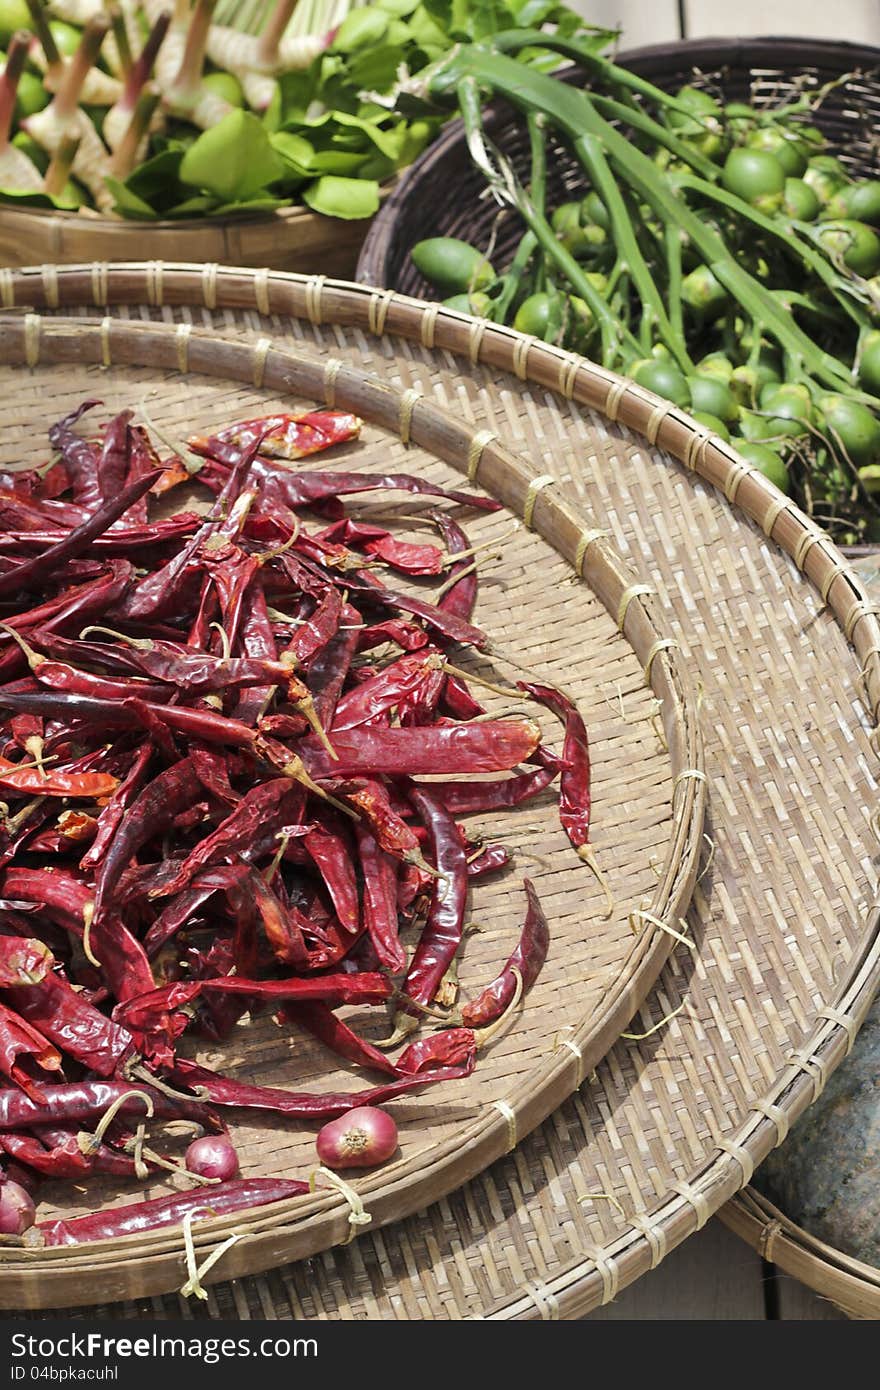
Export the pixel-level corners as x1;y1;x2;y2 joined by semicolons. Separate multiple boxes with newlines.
356;36;880;296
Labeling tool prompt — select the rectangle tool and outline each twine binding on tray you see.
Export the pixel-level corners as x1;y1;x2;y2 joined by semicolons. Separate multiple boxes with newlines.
492;1100;517;1153
761;495;788;538
817;1004;859;1055
758;1218;782;1264
556;352;580;399
100;318;112;369
844;599;879;644
468;317;487;365
23;314;40;369
419;303;440;349
179;1209;241;1301
398;388;422;446
251;337;271;390
511;336;531;381
556;1035;585;1087
629;1213;667;1269
466;429;496;483
574;528;609;575
305;276;327;326
785;1049;828;1103
90;262;109;307
716;1138;754;1187
367;287;393;336
522;474;554;529
723;460;750;505
145;261;164;306
749;1097;790;1146
617;584;654;632
586;1248;620;1305
201;263;219;310
671;1180;710;1231
310;1167;372;1246
253;268;270;318
175;323;192;375
522;1283;559;1320
820;559;848;606
684;427;712;472
0;267;14;308
323;357;343;407
793;528;821;571
40;264;59;310
604;378;628;422
643;638;678;683
645;401;673;445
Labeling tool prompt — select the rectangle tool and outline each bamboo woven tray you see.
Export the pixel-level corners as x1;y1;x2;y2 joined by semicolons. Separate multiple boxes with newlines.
0;306;704;1308
2;264;879;1322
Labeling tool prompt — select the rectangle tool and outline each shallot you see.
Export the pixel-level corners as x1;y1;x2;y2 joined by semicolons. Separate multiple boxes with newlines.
316;1106;398;1171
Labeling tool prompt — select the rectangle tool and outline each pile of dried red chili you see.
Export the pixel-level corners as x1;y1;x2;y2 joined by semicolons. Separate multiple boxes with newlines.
0;398;598;1249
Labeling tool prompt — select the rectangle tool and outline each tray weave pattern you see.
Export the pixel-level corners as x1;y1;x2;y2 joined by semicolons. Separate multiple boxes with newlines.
2;264;880;1320
0;309;703;1308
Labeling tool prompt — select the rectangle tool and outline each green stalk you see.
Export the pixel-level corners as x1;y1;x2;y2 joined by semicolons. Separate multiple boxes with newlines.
675;172;871;332
490;229;538;321
589;91;720;183
527;111;546;295
431;50;868;400
457;76;640;367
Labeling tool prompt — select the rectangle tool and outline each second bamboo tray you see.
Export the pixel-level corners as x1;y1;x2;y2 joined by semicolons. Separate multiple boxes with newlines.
0;307;703;1308
2;264;880;1320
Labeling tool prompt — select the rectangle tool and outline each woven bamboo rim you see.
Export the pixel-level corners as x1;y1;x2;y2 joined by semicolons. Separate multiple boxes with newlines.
720;1189;880;1320
0;202;372;279
0;308;704;1306
2;264;879;1321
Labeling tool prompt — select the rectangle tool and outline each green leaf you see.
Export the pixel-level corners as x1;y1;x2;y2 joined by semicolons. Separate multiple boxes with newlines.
271;132;365;177
212;196;287;217
0;186;78;211
346;43;407;92
126;149;186;211
166;195;220;218
330;9;390;53
104;178;159;220
302;176;380;220
180;110;285;202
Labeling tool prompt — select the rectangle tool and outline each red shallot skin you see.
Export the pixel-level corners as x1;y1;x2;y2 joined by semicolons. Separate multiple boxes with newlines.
316;1106;398;1171
185;1134;240;1182
0;1177;36;1234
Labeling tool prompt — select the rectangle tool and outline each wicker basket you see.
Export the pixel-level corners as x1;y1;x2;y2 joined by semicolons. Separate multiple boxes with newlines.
1;265;880;1319
0;295;707;1308
356;36;880;295
0;200;372;277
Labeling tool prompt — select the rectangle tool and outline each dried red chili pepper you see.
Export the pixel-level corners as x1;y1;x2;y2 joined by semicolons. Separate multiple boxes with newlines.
302;719;540;780
172;1055;476;1120
37;1178;310;1246
400;787;468;1016
355;821;406;973
0;1002;62;1099
7;972;136;1075
461;879;550;1028
0;937;53;988
0;1080;212;1133
0;471;160;601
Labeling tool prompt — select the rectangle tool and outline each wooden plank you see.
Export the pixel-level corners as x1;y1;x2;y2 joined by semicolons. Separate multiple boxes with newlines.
585;1219;767;1319
775;1273;849;1321
568;0;681;47
684;0;880;43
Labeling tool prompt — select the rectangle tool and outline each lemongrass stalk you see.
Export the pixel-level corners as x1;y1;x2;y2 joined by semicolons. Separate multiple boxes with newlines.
0;32;43;188
104;10;170;152
108;4;133;79
255;0;297;66
46;0;105;21
164;0;236;128
109;86;160;177
24;15;116;211
43;131;80;196
28;0;123;108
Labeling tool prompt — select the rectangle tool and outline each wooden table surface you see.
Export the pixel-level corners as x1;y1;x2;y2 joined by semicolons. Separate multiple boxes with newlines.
585;1220;846;1320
